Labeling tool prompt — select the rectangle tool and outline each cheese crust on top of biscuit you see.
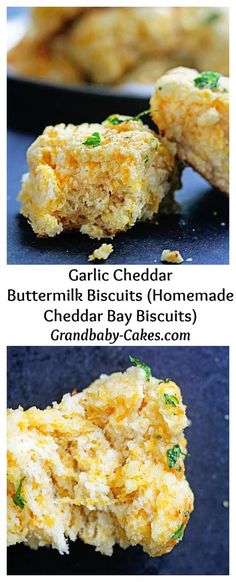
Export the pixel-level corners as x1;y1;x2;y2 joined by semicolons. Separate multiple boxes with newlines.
151;67;229;193
7;365;194;557
18;115;181;239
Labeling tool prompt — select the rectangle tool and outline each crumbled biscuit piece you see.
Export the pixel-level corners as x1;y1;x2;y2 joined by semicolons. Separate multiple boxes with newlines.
18;115;181;239
7;366;194;557
161;249;184;264
88;243;113;261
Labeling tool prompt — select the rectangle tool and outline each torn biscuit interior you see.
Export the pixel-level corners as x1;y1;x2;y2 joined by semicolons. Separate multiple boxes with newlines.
18;115;182;239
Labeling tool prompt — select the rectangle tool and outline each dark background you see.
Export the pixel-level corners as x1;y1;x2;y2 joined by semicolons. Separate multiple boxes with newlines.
7;9;229;265
7;346;229;575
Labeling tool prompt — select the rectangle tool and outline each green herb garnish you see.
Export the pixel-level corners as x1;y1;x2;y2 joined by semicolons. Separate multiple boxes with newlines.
177;465;182;472
167;444;185;468
164;393;179;407
132;108;154;121
204;11;221;24
83;132;101;147
12;477;27;510
194;71;221;90
129;356;151;381
171;523;184;540
144;155;150;164
106;115;124;125
106;109;157;126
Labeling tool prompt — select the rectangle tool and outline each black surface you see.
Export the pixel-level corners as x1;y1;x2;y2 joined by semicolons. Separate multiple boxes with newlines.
7;346;229;575
7;128;229;265
8;75;150;134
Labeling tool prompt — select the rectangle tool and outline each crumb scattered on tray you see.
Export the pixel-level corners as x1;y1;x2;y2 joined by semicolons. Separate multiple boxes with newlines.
222;500;229;508
161;249;184;264
88;243;113;261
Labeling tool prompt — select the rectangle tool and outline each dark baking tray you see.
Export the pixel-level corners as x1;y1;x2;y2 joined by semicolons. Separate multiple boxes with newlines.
7;126;229;265
7;346;229;575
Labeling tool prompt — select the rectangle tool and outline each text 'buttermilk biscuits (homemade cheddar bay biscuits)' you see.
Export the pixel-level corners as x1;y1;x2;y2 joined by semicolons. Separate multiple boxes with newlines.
18;115;181;239
7;363;194;557
151;67;229;194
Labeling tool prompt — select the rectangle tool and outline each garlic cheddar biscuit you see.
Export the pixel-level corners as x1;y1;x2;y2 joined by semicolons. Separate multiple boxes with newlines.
68;8;180;84
121;57;185;86
8;8;229;87
178;8;229;76
18;115;181;239
8;36;82;85
29;7;87;40
151;67;229;193
7;364;194;557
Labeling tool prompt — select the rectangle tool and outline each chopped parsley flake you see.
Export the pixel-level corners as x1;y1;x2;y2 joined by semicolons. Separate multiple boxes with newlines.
106;109;157;126
171;523;184;540
204;11;221;24
164;393;179;407
133;108;154;121
144;155;150;163
12;477;27;510
194;71;221;90
167;444;185;468
106;115;124;125
129;356;151;381
83;132;101;147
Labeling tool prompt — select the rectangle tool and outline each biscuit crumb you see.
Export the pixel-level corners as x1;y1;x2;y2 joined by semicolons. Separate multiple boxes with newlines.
88;243;113;261
161;249;184;264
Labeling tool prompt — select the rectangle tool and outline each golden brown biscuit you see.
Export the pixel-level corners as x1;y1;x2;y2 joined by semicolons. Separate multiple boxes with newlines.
18;115;181;239
30;7;87;40
151;67;229;193
8;36;83;85
68;7;181;84
177;7;229;76
8;365;194;556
